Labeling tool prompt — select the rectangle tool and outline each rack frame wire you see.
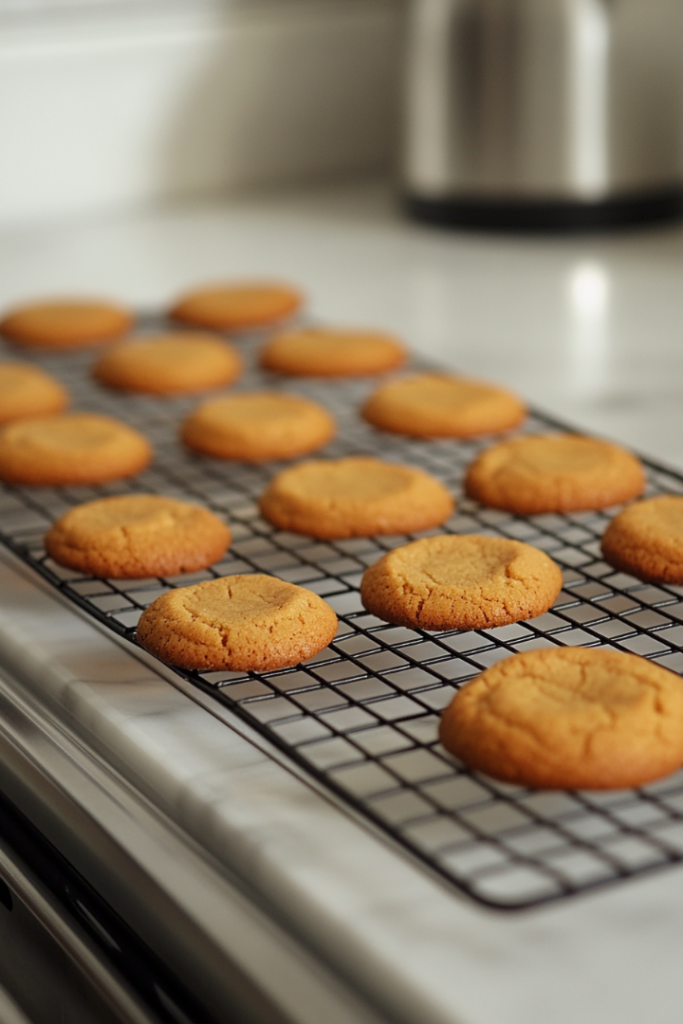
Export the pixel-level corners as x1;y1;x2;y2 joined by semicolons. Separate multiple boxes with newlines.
2;324;683;910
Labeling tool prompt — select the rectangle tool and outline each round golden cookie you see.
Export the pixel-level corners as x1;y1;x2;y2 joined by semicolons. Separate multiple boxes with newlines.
181;392;335;462
170;282;303;332
0;414;152;486
45;495;230;579
0;300;132;350
93;333;242;396
260;328;407;377
259;457;454;539
360;534;562;630
361;373;526;438
601;495;683;583
465;434;645;514
439;647;683;789
137;574;338;671
0;362;68;423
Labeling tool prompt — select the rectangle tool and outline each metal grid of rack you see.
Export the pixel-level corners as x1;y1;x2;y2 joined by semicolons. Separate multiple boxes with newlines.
2;326;683;911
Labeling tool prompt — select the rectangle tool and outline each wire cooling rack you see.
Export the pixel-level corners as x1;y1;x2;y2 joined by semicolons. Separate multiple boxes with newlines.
2;323;683;911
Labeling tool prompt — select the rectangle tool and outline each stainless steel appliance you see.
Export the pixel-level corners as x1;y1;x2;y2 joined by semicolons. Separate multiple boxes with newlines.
403;0;683;228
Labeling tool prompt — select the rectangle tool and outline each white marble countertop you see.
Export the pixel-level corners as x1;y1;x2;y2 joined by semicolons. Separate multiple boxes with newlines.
2;180;683;467
2;181;683;1024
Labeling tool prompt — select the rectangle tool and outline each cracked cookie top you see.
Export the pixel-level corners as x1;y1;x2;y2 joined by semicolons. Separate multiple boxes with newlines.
361;372;526;438
0;362;68;423
45;494;231;579
439;647;683;789
360;534;562;631
1;299;133;349
181;391;335;462
601;495;683;584
94;332;242;396
137;574;338;671
259;456;454;538
170;282;303;331
466;433;645;514
260;327;407;377
0;413;152;485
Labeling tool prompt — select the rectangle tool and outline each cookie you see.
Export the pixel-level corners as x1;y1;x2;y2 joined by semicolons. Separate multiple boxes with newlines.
439;647;683;789
260;456;454;539
361;373;526;438
137;574;338;671
45;495;230;579
0;413;152;485
181;392;335;462
170;282;302;332
601;495;683;583
93;333;242;396
0;362;68;423
465;434;645;514
0;300;132;350
360;534;562;630
260;328;407;377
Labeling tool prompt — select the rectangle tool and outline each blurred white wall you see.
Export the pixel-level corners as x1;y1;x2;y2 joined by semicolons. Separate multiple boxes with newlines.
0;0;405;224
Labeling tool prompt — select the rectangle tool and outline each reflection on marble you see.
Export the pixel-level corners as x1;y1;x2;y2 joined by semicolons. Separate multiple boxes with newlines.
566;261;610;401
